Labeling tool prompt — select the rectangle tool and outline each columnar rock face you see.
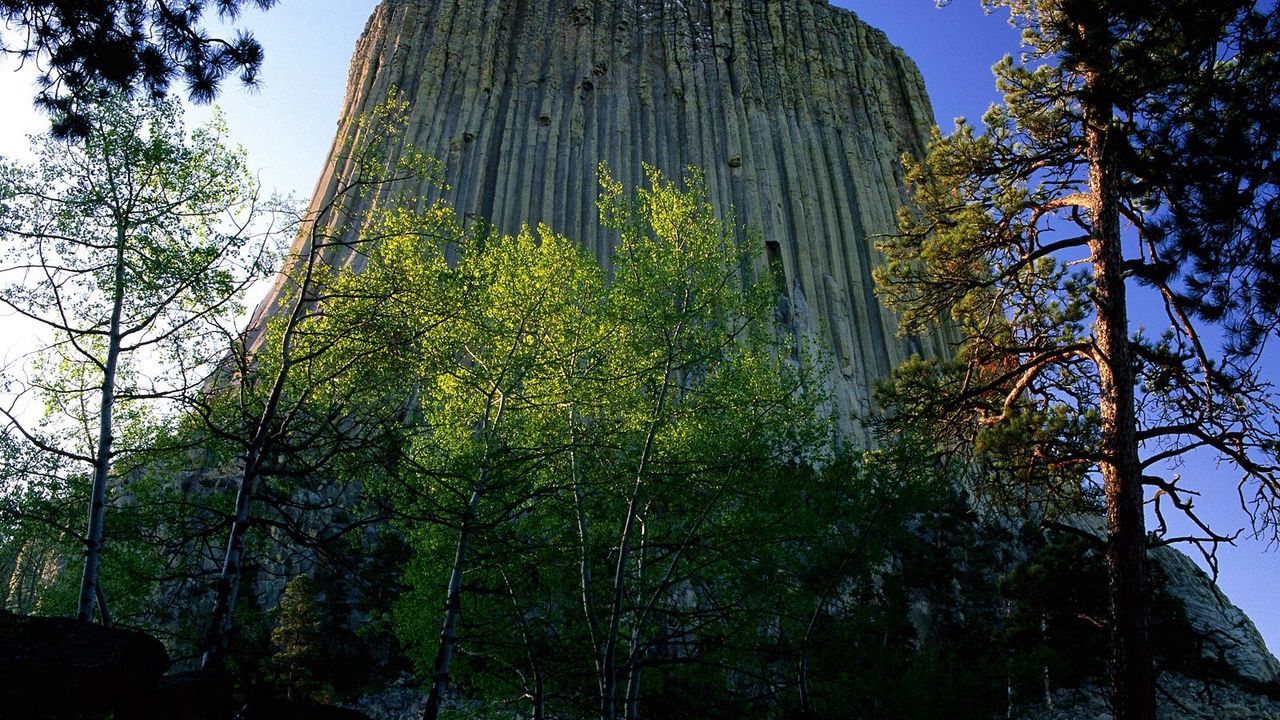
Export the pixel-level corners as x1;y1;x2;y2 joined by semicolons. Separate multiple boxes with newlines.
245;1;1280;709
256;0;955;441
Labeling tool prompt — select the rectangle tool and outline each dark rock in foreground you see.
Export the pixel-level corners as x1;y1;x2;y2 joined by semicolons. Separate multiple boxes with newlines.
0;611;372;719
237;698;373;720
0;609;169;718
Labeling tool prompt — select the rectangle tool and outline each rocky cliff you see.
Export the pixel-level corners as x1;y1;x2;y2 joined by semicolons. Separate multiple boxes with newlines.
253;0;955;442
243;1;1279;715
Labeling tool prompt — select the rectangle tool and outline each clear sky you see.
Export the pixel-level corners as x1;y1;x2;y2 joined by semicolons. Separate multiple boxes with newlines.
0;0;1274;656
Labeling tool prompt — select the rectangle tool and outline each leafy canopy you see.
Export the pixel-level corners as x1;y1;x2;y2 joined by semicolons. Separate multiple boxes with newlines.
0;92;273;463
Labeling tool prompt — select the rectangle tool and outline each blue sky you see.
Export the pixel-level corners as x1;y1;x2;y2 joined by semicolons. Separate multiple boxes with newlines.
0;0;1274;655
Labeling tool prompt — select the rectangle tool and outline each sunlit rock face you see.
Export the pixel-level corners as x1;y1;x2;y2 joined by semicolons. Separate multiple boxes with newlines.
254;0;957;442
243;2;1280;711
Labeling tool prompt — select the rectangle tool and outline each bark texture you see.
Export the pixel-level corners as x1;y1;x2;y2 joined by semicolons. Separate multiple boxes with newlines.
252;0;956;441
77;233;127;623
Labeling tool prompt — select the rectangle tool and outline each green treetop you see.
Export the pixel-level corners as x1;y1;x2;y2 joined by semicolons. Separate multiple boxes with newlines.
0;92;273;624
307;163;825;720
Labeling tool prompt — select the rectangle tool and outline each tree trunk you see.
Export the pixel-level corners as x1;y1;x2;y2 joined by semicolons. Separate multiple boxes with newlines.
202;338;298;670
601;362;671;720
77;235;126;623
423;387;505;720
201;459;263;670
202;227;321;670
423;481;483;720
533;674;545;720
1084;71;1156;720
1042;615;1053;709
601;466;647;720
95;584;112;628
798;656;812;720
623;519;647;720
503;565;547;720
570;405;605;696
624;658;642;720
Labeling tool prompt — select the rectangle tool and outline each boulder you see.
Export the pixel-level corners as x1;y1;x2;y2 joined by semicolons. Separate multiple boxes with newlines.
0;609;170;718
136;670;236;720
236;698;374;720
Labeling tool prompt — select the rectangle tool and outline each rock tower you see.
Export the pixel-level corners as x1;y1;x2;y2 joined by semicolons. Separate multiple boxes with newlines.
244;0;1280;708
255;0;956;440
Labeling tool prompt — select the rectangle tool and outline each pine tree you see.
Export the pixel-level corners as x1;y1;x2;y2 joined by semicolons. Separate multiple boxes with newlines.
0;0;278;137
270;575;324;702
876;2;1280;719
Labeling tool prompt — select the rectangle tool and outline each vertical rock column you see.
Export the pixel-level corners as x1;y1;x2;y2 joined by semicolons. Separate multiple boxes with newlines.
255;0;956;442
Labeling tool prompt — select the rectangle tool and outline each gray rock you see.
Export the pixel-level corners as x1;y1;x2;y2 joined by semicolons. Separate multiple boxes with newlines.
245;1;1280;712
1016;673;1280;720
1064;513;1280;691
249;0;959;443
344;674;428;720
1153;545;1280;688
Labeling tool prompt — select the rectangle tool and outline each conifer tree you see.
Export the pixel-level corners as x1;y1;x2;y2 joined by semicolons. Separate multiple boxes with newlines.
271;574;324;702
877;2;1280;719
0;0;277;137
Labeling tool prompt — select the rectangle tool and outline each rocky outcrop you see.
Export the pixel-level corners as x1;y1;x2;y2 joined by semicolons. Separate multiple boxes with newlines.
342;674;428;720
237;698;374;720
1154;546;1280;689
252;0;956;442
1017;673;1280;720
1059;515;1280;691
0;609;170;717
243;2;1279;715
